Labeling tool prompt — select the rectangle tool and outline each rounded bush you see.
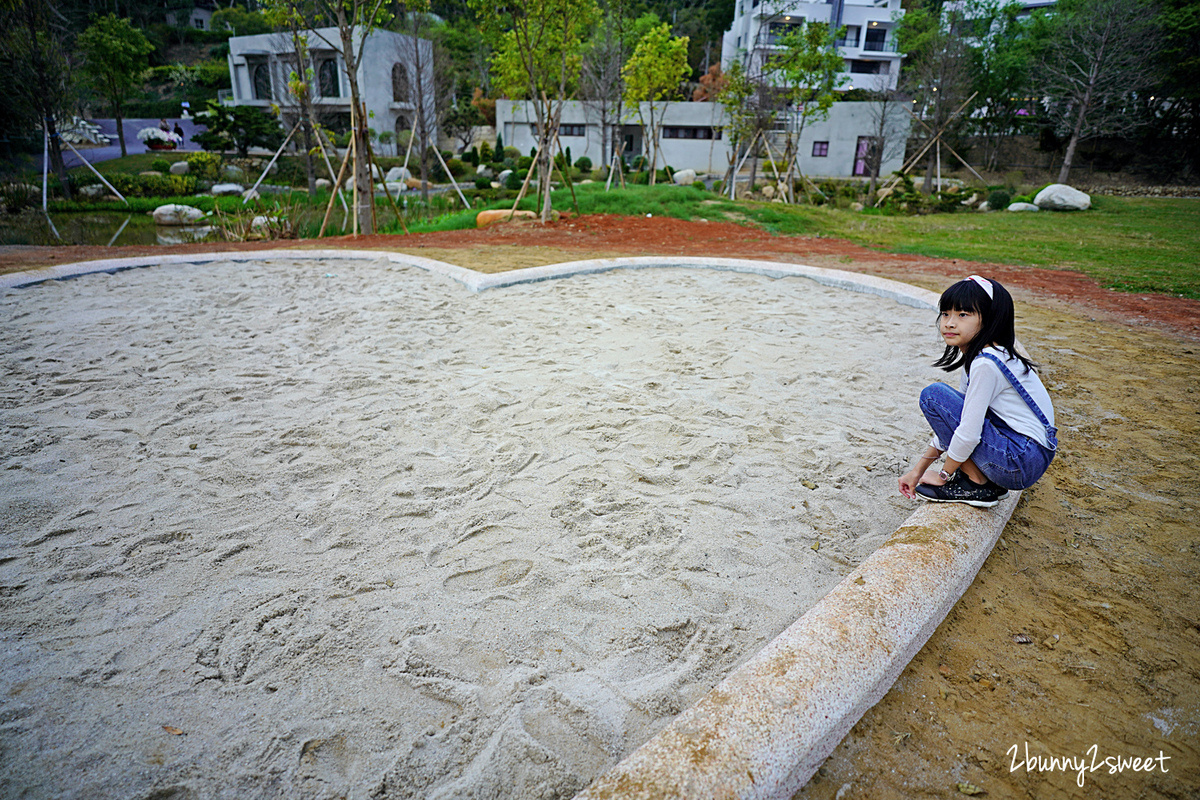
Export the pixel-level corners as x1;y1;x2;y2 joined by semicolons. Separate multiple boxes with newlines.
986;189;1011;209
574;156;592;173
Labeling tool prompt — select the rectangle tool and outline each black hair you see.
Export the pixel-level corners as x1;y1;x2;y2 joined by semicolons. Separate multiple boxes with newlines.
932;277;1039;375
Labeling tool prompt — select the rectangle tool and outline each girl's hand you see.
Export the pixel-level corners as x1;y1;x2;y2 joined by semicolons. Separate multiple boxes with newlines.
899;468;921;499
899;467;945;499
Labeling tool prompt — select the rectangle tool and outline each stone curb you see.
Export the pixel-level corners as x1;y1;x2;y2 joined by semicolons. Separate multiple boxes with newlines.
2;250;1015;798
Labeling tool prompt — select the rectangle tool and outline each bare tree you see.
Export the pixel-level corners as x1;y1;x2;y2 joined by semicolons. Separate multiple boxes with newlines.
580;10;630;180
392;13;446;206
862;81;910;197
1040;0;1162;183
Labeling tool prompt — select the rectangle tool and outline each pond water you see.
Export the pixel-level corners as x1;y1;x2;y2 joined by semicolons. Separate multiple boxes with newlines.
0;211;219;247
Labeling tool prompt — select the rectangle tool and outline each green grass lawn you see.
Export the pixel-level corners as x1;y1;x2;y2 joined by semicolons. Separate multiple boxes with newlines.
52;157;1200;300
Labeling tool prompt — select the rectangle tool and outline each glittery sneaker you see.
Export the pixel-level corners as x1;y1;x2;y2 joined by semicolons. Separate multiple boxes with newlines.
915;471;1005;508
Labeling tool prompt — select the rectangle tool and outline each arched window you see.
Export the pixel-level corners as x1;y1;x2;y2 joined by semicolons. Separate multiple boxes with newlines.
318;59;340;98
392;63;410;103
251;62;271;100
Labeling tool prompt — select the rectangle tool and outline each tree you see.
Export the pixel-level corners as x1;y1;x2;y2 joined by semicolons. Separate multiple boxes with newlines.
622;22;689;185
0;0;75;199
766;20;846;200
1144;0;1200;176
262;0;401;234
77;15;155;158
477;0;600;221
211;5;274;36
1040;0;1163;183
714;57;774;198
896;0;975;193
390;12;445;206
861;85;909;197
192;101;285;158
443;100;484;151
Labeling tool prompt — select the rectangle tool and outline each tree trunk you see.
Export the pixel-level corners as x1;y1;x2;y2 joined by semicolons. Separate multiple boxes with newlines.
116;111;127;158
922;147;936;194
45;117;72;201
339;20;373;234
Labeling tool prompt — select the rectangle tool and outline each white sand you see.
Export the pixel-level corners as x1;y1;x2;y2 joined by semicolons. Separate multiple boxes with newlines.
0;258;942;799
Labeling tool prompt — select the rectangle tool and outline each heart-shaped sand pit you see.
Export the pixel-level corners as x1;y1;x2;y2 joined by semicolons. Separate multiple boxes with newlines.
0;256;943;798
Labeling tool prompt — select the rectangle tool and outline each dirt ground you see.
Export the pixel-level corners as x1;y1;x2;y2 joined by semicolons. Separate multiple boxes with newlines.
3;214;1197;798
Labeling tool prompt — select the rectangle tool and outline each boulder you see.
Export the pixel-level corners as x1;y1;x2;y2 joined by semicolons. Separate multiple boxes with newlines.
139;170;163;177
380;181;407;195
1034;183;1091;211
476;209;538;228
978;201;991;212
152;204;206;225
960;192;981;207
385;166;412;183
761;184;776;199
221;164;245;180
169;161;190;176
1006;202;1040;212
405;177;429;190
250;215;278;230
315;178;332;191
79;184;109;200
850;202;865;212
241;188;260;201
211;182;244;196
476;163;494;179
672;168;697;186
497;169;513;185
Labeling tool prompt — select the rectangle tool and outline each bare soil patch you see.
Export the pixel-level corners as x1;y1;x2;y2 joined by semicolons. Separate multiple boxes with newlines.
3;213;1196;797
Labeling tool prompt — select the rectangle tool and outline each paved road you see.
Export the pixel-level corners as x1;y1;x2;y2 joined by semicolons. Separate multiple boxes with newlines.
61;118;209;169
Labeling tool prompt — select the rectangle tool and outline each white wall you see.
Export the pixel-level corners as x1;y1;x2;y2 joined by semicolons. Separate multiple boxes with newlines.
497;100;909;179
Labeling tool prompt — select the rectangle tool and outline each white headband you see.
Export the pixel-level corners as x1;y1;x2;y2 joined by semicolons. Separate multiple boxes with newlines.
967;275;994;299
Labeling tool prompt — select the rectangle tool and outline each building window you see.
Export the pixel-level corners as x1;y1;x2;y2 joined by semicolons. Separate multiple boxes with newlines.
812;141;829;157
853;136;881;177
560;124;585;137
318;59;340;98
392;63;410;103
849;60;887;75
662;126;722;140
251;62;271;100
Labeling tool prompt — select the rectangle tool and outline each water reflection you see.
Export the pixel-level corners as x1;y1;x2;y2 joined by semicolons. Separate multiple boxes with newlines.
0;210;220;247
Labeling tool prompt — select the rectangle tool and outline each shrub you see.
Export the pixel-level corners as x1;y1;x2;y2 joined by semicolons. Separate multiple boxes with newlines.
986;189;1011;209
692;180;706;191
574;156;592;172
505;170;524;190
107;172;197;198
463;147;478;166
479;141;493;163
713;180;724;195
186;151;222;181
503;146;520;160
517;156;534;170
474;175;492;190
150;158;171;173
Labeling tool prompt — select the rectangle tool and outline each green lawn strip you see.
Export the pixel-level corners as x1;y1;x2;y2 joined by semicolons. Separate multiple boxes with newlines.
803;196;1200;299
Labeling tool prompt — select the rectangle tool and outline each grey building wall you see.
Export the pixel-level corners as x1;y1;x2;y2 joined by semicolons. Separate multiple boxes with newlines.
226;28;435;144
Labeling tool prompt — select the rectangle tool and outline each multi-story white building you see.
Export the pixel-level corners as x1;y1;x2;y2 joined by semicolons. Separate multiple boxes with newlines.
722;0;905;92
496;100;909;179
226;28;436;143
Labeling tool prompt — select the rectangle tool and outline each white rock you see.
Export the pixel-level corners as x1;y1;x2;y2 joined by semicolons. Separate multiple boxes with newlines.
476;164;494;178
152;204;206;225
211;183;244;196
221;165;245;180
385;167;412;183
79;184;108;199
978;201;991;212
1006;202;1040;212
250;215;278;230
850;202;864;212
1034;183;1091;211
241;188;260;201
673;168;697;186
497;169;513;184
169;161;190;175
381;181;408;195
315;178;331;191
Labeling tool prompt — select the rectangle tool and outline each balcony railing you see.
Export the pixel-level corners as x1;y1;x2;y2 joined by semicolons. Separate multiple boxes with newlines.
862;39;899;52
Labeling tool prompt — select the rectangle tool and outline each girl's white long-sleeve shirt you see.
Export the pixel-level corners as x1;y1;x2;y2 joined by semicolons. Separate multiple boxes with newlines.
931;346;1056;462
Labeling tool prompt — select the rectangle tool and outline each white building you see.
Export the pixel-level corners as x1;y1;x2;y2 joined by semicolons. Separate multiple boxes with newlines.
722;0;905;92
496;99;909;179
226;27;436;142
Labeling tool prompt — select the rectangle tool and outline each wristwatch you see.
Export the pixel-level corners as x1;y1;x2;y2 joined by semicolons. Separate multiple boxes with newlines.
938;468;954;481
